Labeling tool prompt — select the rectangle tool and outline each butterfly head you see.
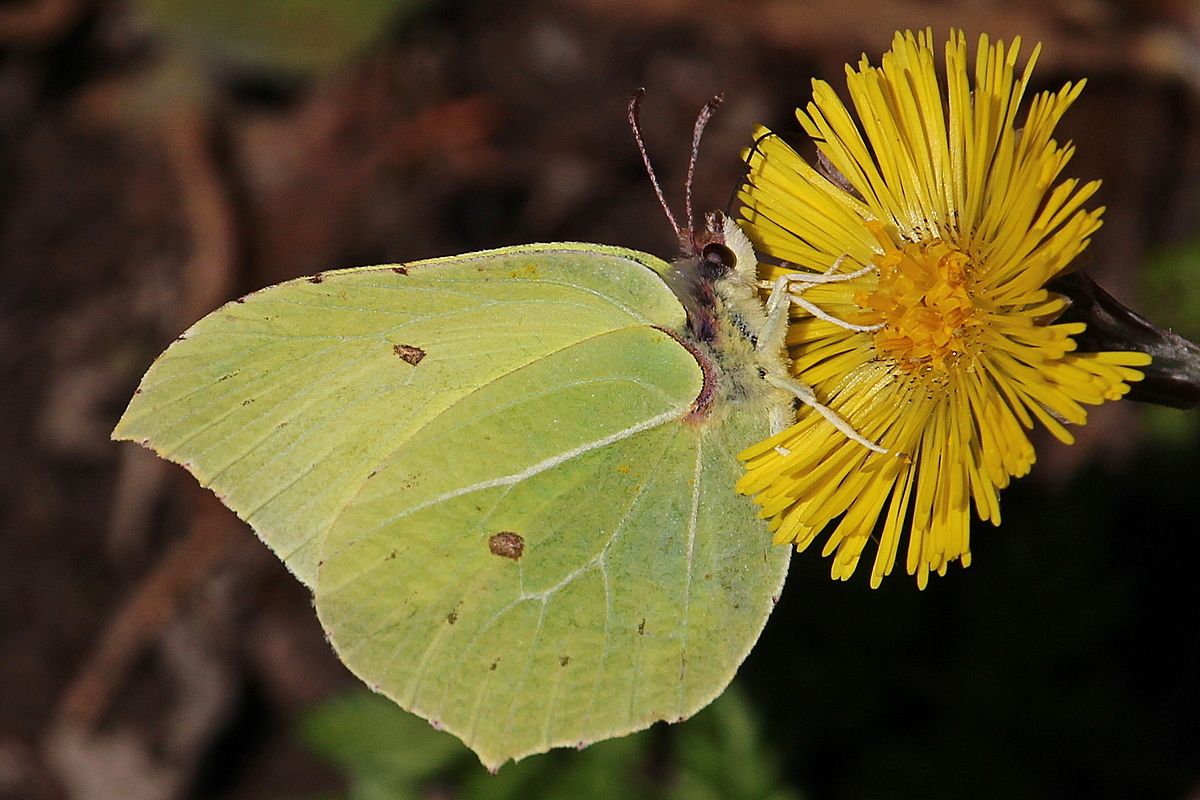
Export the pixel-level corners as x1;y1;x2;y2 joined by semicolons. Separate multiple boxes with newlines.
627;91;762;343
668;209;762;344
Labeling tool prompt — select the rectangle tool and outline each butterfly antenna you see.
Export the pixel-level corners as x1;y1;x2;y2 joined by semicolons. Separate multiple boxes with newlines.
629;89;684;245
726;126;774;213
686;94;723;238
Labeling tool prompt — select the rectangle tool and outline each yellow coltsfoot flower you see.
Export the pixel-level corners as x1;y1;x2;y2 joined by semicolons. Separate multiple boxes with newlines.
736;29;1151;588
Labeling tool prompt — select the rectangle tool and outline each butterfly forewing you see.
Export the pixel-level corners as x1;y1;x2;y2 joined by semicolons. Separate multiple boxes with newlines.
113;244;689;585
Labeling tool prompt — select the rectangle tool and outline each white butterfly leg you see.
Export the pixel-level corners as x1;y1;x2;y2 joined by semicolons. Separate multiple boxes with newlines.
758;256;883;347
756;272;796;359
764;259;885;333
756;258;892;456
764;374;891;456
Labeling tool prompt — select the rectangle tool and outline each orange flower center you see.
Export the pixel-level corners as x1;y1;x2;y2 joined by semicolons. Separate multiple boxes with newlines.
857;238;983;376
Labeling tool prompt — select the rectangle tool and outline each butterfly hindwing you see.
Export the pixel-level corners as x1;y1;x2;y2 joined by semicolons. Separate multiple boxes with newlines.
315;333;786;768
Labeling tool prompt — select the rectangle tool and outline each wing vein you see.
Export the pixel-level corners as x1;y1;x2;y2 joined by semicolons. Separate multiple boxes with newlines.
321;406;689;567
676;432;704;717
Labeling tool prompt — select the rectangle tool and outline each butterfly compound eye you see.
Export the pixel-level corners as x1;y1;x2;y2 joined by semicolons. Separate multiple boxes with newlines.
700;242;736;277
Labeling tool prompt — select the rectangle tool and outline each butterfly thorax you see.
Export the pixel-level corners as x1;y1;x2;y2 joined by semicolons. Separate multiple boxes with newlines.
663;213;792;425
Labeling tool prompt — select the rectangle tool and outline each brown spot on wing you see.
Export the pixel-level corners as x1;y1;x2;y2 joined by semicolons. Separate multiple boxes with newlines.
393;343;426;365
308;273;324;284
488;531;524;560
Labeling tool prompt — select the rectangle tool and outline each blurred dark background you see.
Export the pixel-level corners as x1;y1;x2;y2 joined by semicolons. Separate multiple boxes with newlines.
2;0;1200;798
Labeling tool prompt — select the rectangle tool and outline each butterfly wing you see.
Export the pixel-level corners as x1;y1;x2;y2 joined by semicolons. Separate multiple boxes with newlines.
113;243;788;768
113;244;683;584
316;357;785;769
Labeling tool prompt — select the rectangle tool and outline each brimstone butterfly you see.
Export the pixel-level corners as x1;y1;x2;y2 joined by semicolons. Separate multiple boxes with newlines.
112;94;850;769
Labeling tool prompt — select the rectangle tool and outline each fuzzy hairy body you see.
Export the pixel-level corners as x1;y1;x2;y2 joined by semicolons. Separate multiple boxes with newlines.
663;214;795;430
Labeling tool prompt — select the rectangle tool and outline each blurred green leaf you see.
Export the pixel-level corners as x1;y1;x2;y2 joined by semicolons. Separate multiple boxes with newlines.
669;687;801;800
299;689;469;799
133;0;432;75
1142;234;1200;341
459;733;653;800
1137;236;1200;445
1140;403;1198;447
296;686;803;800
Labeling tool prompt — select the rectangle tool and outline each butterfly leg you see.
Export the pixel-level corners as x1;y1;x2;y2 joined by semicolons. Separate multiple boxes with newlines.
764;374;892;456
756;259;880;359
756;274;806;447
757;261;893;456
768;258;885;333
757;272;796;360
